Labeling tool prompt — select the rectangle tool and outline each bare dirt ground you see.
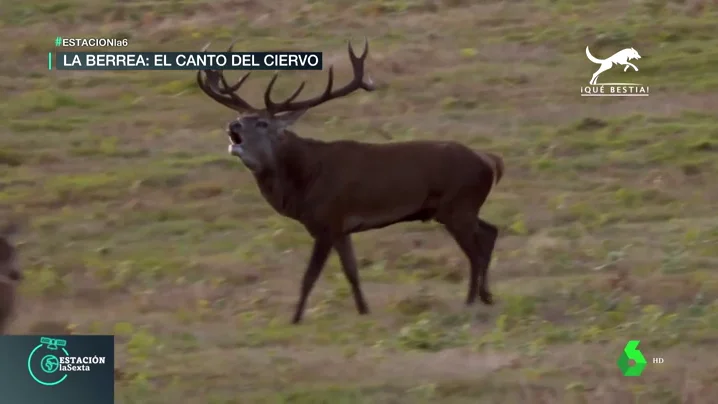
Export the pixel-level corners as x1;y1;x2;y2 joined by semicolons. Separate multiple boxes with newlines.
2;0;718;402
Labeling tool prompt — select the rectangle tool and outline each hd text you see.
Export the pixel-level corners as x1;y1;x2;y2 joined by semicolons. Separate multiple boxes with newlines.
55;52;323;71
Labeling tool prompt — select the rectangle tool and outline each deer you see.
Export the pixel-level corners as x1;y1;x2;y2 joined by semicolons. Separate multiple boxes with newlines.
0;223;22;335
196;39;505;324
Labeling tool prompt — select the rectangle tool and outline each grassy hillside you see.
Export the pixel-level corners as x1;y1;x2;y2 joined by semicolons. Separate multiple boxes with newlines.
2;0;718;402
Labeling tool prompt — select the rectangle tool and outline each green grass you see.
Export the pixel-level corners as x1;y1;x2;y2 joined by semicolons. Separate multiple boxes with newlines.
2;0;718;402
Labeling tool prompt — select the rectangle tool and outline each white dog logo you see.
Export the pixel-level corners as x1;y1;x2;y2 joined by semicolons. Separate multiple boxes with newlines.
585;47;641;85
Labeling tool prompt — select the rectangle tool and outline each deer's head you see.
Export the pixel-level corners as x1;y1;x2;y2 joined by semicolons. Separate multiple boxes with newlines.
196;40;375;174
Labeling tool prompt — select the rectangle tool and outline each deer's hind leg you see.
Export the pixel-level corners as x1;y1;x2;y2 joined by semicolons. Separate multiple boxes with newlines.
439;214;497;306
476;218;498;304
334;235;370;315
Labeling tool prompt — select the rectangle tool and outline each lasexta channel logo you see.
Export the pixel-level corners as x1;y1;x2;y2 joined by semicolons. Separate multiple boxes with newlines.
617;340;648;376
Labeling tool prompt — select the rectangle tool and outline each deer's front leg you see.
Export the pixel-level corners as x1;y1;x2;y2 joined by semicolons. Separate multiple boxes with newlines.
292;236;333;324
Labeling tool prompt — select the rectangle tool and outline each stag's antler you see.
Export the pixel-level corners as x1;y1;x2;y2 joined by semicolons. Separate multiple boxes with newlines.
263;39;375;116
197;39;375;116
196;41;261;113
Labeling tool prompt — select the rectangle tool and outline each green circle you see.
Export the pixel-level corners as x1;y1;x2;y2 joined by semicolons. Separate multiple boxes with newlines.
41;355;60;373
27;344;69;386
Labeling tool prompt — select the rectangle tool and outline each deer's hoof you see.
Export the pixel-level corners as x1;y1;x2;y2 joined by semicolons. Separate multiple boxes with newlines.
479;290;494;305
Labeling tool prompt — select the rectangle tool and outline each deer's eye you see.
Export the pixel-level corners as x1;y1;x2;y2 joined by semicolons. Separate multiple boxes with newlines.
255;120;268;128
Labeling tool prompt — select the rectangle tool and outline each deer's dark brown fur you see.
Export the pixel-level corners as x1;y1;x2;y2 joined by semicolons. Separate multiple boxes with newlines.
197;39;504;323
0;224;21;335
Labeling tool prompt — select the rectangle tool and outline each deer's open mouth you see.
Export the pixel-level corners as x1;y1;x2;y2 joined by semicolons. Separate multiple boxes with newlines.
228;130;242;145
227;129;243;156
228;131;244;156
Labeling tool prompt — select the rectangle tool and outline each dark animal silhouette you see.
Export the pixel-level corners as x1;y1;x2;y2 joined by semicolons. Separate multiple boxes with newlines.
0;223;22;334
196;39;504;323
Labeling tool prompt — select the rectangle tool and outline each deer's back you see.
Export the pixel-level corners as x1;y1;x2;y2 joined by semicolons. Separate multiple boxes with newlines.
315;139;488;190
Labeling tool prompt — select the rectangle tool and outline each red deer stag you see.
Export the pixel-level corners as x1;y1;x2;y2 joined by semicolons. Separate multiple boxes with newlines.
0;223;22;334
196;40;504;324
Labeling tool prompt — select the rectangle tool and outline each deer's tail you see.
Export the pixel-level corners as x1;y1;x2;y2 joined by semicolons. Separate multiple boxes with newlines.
484;152;504;188
585;46;604;64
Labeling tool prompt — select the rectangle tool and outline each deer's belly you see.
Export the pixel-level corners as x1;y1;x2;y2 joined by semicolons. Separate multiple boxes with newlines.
342;206;435;233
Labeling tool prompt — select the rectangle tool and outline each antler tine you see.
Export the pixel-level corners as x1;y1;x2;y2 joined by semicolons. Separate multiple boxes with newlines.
259;39;375;115
196;70;242;112
347;39;369;66
360;37;369;59
221;72;252;93
195;43;232;106
263;74;280;112
321;66;335;98
217;38;250;93
263;73;307;115
350;38;374;91
226;39;238;53
196;41;262;113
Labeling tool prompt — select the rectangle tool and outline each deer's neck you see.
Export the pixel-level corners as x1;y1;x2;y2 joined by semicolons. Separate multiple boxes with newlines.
252;131;318;221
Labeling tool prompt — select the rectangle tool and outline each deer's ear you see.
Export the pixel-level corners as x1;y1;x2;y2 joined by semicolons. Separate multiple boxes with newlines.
276;110;308;128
